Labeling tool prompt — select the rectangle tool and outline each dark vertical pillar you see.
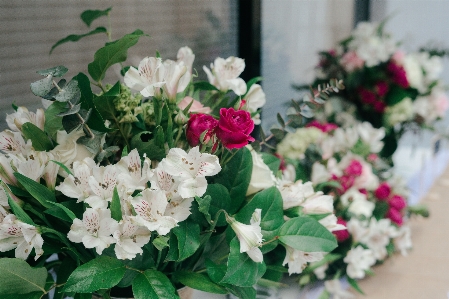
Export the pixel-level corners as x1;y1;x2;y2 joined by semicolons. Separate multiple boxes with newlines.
354;0;371;27
238;0;261;82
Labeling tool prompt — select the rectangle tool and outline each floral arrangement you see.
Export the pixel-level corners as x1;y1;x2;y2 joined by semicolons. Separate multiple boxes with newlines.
274;120;428;297
0;8;343;299
300;21;449;159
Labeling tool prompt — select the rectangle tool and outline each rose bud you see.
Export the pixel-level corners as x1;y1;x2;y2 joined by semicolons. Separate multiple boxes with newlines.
374;182;391;200
386;207;403;226
186;113;218;147
389;194;407;210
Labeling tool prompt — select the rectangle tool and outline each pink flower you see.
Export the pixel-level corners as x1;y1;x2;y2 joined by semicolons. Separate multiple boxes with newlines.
344;160;363;176
358;188;368;195
332;218;350;242
359;88;377;104
216;108;255;149
373;101;386;113
435;92;449;117
375;81;389;97
338;175;355;194
386;207;403;226
392;50;406;65
186;114;218;147
387;61;409;88
389;194;406;210
178;96;212;114
374;182;391;200
367;153;378;162
306;120;338;133
341;51;365;72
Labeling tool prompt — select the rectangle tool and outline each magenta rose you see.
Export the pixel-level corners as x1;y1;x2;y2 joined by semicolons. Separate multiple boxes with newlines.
374;182;391;200
186;113;218;147
216;107;255;149
386;207;403;226
389;194;407;210
344;160;363;176
332;218;350;242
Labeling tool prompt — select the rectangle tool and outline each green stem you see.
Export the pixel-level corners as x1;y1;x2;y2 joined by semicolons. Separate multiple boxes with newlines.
174;124;184;145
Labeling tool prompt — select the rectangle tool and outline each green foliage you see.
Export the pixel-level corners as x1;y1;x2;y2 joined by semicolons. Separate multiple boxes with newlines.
21;122;54;151
81;7;112;27
0;259;47;296
50;27;108;54
132;270;178;299
173;271;228;294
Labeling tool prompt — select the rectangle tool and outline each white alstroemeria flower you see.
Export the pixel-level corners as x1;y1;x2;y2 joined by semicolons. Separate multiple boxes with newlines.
124;57;166;97
177;46;195;73
149;168;193;222
0;155;18;186
51;129;94;171
344;245;376;279
129;189;177;236
86;164;120;209
361;218;396;260
226;209;263;263
0;214;44;260
56;158;95;202
319;214;346;232
394;225;412;256
0;130;31;155
348;195;375;218
357;122;385;153
6;106;45;132
113;218;151;260
159;146;221;198
14;154;46;182
346;218;369;243
311;162;331;185
301;192;334;215
162;59;188;101
243;84;266;125
340;188;366;207
246;146;276;196
203;56;247;95
313;263;328;280
68;208;118;255
282;245;326;275
278;180;316;210
116;149;150;195
324;279;355;299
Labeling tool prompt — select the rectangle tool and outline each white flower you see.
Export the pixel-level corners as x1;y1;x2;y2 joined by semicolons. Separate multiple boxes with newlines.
319;214;346;232
278;180;315;210
394;225;412;256
348;195;375;218
311;162;331;185
344;245;376;279
162;59;188;101
226;209;263;263
384;97;414;127
277;127;325;160
246;146;276;196
0;155;18;186
243;84;266;125
116;149;150;195
159;146;221;198
301;192;334;215
0;214;44;260
51;129;94;170
0;130;31;154
129;189;177;236
413;88;449;124
86;164;120;209
177;46;195;74
56;158;96;202
6;106;45;132
313;263;328;279
68;208;118;255
124;57;165;97
112;218;151;260
203;56;247;95
282;245;326;275
356;122;385;153
324;279;355;299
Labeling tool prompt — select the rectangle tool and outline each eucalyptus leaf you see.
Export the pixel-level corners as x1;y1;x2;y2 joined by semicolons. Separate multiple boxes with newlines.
30;75;53;97
57;103;81;117
50;27;108;54
54;79;80;103
88;30;147;82
37;66;68;77
0;258;47;295
63;256;126;293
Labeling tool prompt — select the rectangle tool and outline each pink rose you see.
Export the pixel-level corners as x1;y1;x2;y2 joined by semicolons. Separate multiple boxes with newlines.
341;51;365;72
344;160;363;176
389;194;406;210
337;175;355;194
306;120;338;133
387;61;409;88
186;113;218;147
386;207;403;226
332;218;350;242
216;108;255;149
374;182;391;200
358;88;377;104
178;96;212;114
375;81;389;97
373;100;386;113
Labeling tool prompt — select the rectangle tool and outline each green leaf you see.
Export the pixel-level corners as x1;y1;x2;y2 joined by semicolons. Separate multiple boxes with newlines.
88;30;147;82
7;192;35;225
276;113;285;127
50;27;108;54
214;147;252;214
21;122;53;151
270;128;285;140
50;160;73;176
131;132;166;161
63;256;126;293
81;7;112;27
236;186;283;252
132;269;179;299
220;238;266;287
14;172;56;207
245;76;263;91
195;195;212;224
260;153;281;174
0;258;46;295
173;271;228;294
45;201;77;222
37;66;68;77
30;75;53;97
347;276;365;295
110;187;122;222
116;247;155;288
55;258;78;299
152;235;169;251
172;220;201;261
193;81;219;91
93;81;120;120
205;184;231;226
225;285;256;299
54;79;80;103
44;101;66;139
278;217;337;252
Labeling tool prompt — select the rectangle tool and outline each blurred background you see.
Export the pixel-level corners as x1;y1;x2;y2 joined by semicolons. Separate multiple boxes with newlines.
1;0;449;159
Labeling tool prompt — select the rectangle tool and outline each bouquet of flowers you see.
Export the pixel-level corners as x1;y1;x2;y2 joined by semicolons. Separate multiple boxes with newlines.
274;120;428;297
299;21;449;159
0;8;340;299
